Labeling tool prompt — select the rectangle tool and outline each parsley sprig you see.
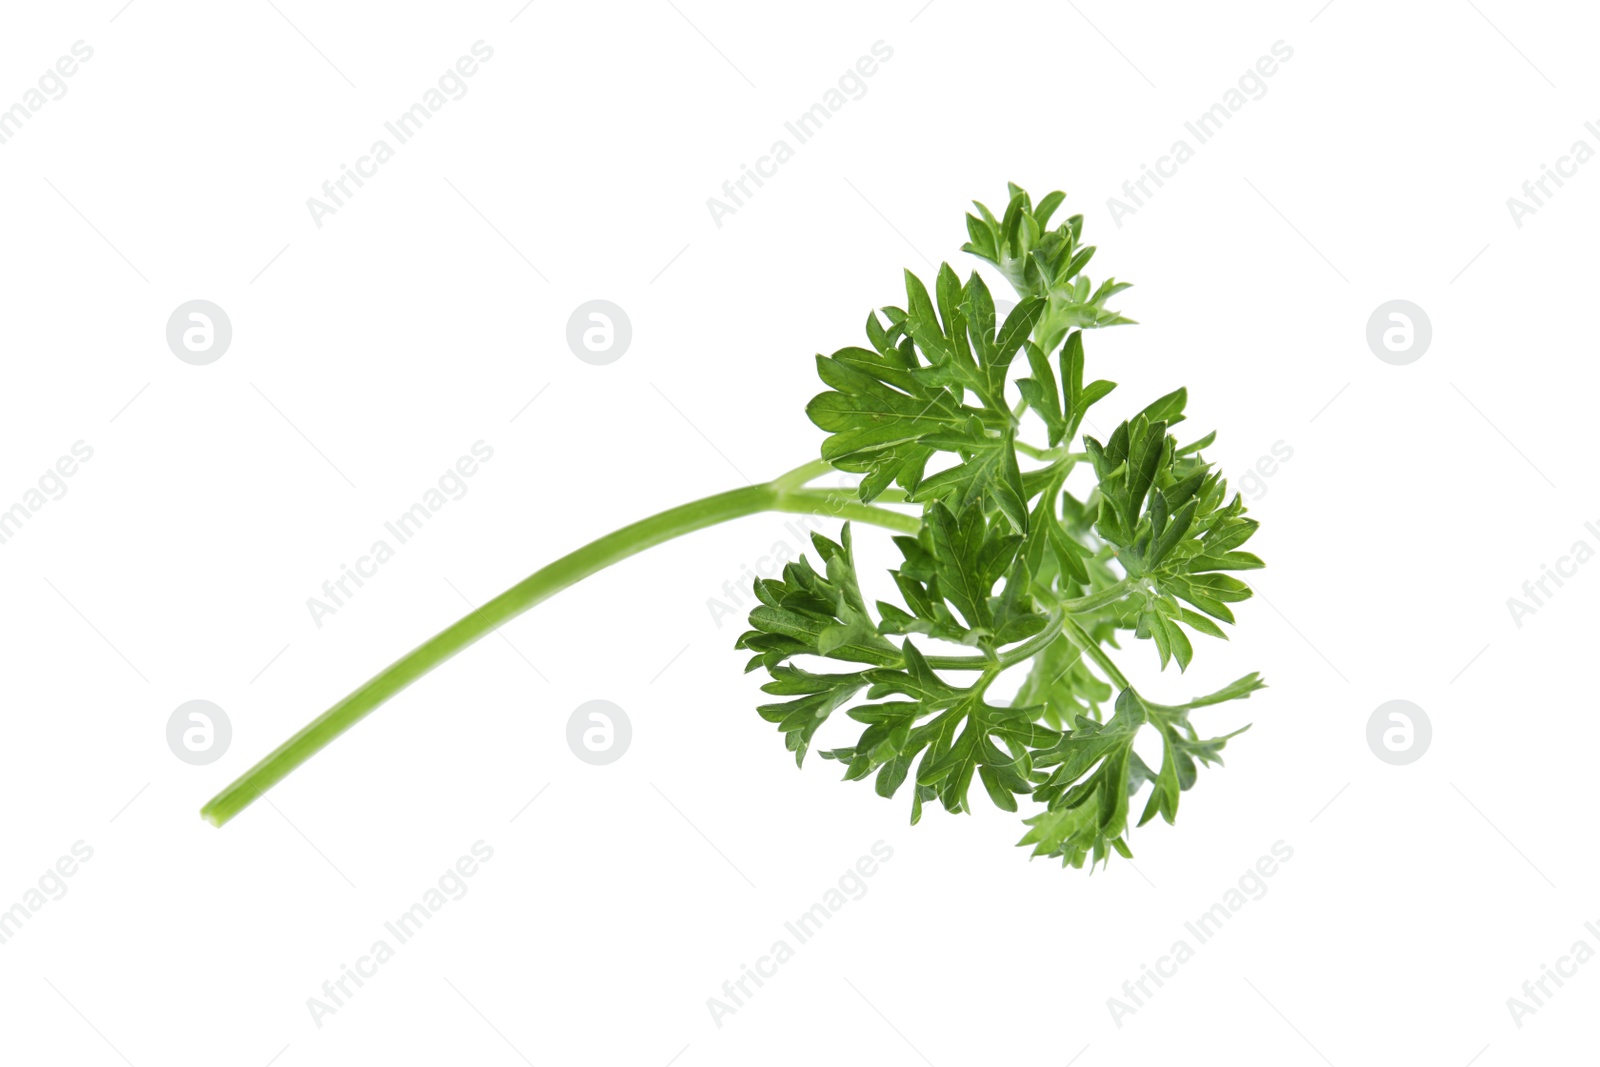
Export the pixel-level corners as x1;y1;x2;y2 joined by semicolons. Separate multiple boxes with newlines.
204;184;1265;873
739;184;1266;869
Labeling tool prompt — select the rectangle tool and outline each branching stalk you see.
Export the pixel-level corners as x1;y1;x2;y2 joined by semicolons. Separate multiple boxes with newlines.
201;462;906;826
204;182;1266;876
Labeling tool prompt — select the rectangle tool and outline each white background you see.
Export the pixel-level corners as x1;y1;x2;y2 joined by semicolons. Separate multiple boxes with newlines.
1;1;1595;1064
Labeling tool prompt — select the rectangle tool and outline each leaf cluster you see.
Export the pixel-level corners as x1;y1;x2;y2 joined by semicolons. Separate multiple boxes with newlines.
736;185;1268;871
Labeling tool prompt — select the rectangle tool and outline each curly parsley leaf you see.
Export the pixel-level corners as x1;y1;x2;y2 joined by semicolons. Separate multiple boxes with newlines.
738;183;1269;872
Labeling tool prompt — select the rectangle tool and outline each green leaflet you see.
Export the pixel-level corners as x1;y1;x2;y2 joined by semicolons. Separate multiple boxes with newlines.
735;525;901;675
823;641;1060;820
1081;400;1265;672
1011;622;1115;731
739;183;1269;872
962;182;1135;353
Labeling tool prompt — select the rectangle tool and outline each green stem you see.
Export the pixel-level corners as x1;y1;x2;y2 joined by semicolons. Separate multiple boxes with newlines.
922;611;1064;672
1059;577;1137;614
1015;442;1089;463
917;578;1136;673
1061;614;1130;690
201;462;908;827
769;458;834;492
774;489;920;534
